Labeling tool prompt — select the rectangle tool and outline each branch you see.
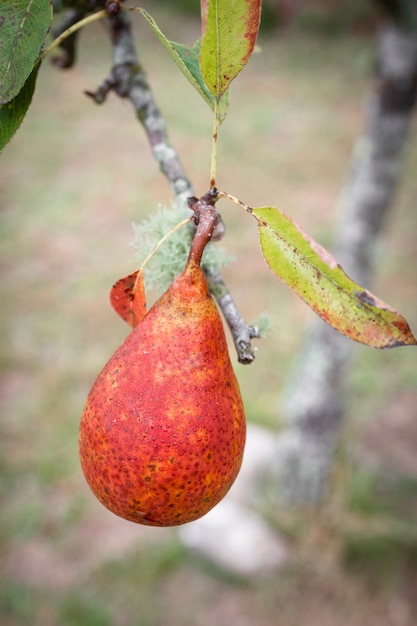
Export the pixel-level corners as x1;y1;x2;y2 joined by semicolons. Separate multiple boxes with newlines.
277;18;417;504
103;11;194;205
204;266;260;364
84;9;258;363
373;0;417;30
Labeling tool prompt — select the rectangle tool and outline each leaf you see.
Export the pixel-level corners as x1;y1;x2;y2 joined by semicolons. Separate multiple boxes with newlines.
141;11;229;119
252;206;417;349
0;0;52;104
0;63;39;153
169;39;229;121
199;0;261;99
110;270;147;328
169;40;214;108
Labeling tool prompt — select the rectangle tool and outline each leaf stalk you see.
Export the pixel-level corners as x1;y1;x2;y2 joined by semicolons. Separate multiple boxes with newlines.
209;100;220;187
40;9;108;60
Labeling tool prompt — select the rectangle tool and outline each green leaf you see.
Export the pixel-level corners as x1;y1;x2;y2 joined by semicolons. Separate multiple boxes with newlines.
0;0;52;104
199;0;261;99
170;39;229;120
0;63;39;153
252;206;417;349
141;11;228;119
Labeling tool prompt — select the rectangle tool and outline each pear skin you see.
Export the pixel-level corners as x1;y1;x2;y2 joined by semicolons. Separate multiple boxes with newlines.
79;255;246;526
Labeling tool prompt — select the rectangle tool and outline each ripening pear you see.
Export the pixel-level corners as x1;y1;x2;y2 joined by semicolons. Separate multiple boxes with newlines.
79;202;246;526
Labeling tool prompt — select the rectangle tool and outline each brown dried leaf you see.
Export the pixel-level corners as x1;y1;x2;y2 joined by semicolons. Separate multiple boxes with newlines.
110;270;147;328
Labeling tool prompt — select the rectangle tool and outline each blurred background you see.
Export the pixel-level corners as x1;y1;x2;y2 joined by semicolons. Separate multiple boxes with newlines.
1;1;417;624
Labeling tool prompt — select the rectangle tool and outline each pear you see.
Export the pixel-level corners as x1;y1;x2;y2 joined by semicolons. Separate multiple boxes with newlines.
79;199;246;526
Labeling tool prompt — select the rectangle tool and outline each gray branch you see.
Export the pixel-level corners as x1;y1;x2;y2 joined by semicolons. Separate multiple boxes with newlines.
276;21;417;504
84;9;257;363
205;267;260;364
107;11;193;205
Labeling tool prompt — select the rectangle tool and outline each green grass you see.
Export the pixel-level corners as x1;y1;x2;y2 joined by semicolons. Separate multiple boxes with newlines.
2;6;417;625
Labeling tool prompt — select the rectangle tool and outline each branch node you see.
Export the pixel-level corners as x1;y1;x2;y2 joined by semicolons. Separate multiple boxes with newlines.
84;76;116;104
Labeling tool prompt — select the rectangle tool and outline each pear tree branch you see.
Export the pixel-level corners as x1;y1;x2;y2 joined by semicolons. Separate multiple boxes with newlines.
65;8;259;363
204;266;260;364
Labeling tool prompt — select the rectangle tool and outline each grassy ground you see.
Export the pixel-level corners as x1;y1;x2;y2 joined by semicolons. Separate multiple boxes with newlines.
2;5;417;625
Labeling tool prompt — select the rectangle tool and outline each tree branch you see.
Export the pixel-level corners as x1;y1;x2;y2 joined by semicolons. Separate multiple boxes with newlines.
205;267;260;364
277;18;417;504
81;9;258;363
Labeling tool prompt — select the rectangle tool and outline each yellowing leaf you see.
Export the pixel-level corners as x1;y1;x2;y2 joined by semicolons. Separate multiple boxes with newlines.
200;0;261;99
110;270;147;328
253;206;416;349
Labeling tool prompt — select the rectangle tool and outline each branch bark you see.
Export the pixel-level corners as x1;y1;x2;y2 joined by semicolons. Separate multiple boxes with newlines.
81;8;258;363
276;18;417;504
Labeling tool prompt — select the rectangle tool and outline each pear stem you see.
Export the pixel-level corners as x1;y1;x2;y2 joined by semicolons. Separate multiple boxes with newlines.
187;191;219;266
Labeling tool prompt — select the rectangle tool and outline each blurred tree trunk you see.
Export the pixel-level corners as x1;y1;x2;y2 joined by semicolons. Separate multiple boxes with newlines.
276;2;417;504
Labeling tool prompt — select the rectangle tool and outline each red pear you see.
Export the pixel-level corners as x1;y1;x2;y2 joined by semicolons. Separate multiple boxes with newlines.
79;200;246;526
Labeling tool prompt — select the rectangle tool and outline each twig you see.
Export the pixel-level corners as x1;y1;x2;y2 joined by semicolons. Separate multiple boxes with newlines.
103;10;193;205
86;9;258;363
205;267;260;364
